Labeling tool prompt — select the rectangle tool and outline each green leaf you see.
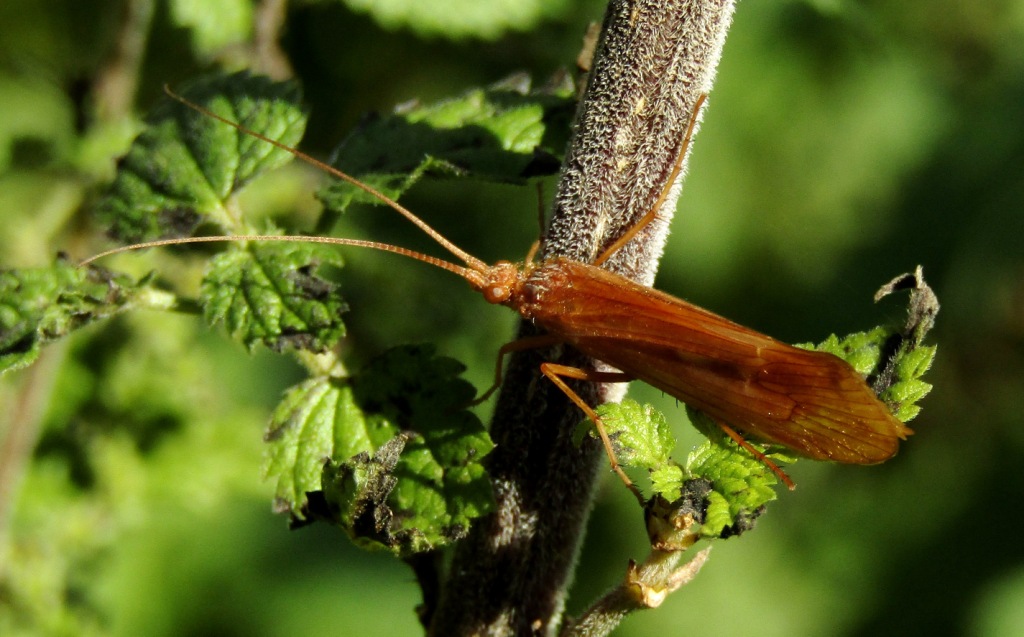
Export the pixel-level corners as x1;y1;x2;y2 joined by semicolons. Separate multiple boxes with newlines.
804;327;889;376
169;0;253;55
685;409;784;538
595;399;675;468
201;242;346;352
0;260;138;374
804;323;936;424
264;376;371;513
649;464;685;503
882;344;937;421
96;72;306;243
0;74;75;172
587;400;687;501
264;345;493;556
588;398;782;511
342;0;572;40
318;75;572;212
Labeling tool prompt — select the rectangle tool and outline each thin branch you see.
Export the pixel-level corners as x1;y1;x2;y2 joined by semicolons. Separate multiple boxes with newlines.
563;547;713;637
92;0;156;122
430;1;736;635
252;0;293;79
0;343;69;551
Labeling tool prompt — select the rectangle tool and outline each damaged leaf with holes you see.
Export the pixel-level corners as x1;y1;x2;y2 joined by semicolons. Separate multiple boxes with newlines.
201;242;346;352
264;345;494;556
1;260;139;374
95;72;307;243
686;408;787;539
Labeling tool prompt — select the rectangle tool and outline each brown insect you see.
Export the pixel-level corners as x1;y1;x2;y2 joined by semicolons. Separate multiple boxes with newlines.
83;89;912;499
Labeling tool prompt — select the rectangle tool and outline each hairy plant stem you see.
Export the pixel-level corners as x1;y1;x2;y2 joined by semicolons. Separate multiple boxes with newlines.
429;1;736;635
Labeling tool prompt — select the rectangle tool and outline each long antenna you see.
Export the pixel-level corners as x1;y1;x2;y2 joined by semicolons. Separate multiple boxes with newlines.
77;234;483;286
160;86;489;274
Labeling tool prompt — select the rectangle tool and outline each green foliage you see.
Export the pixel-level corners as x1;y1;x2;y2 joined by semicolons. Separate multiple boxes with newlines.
0;260;140;374
811;328;891;376
265;345;493;556
597;399;676;468
202;242;347;352
0;73;338;375
884;345;937;421
0;62;568;568
809;322;937;423
170;0;253;54
0;64;570;584
685;413;784;538
95;72;306;243
593;398;782;538
0;66;574;565
341;0;573;40
0;74;75;173
595;400;685;502
85;71;536;555
319;75;572;212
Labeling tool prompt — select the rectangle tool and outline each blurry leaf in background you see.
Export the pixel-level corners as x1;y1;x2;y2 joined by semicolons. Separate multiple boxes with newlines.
320;74;571;212
0;72;85;266
96;72;306;243
0;74;76;173
340;0;574;40
169;0;253;55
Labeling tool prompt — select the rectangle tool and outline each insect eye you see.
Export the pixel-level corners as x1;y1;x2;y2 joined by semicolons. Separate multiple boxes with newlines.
484;285;511;304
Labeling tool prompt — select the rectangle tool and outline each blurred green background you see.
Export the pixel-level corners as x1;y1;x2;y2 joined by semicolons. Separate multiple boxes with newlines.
1;0;1022;635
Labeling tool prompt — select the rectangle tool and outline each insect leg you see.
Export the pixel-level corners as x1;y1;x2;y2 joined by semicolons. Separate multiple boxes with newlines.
471;334;565;406
523;239;541;266
593;93;707;267
538;363;645;505
713;419;796;490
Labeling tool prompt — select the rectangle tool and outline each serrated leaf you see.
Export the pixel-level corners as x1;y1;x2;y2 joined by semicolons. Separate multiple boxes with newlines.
265;363;472;516
801;327;889;376
595;399;675;469
264;345;493;556
685;410;782;538
897;345;937;379
808;316;936;424
890;378;933;406
201;242;346;352
345;346;492;553
319;76;572;211
700;491;734;538
96;71;306;243
264;376;370;512
649;464;685;503
1;260;138;374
